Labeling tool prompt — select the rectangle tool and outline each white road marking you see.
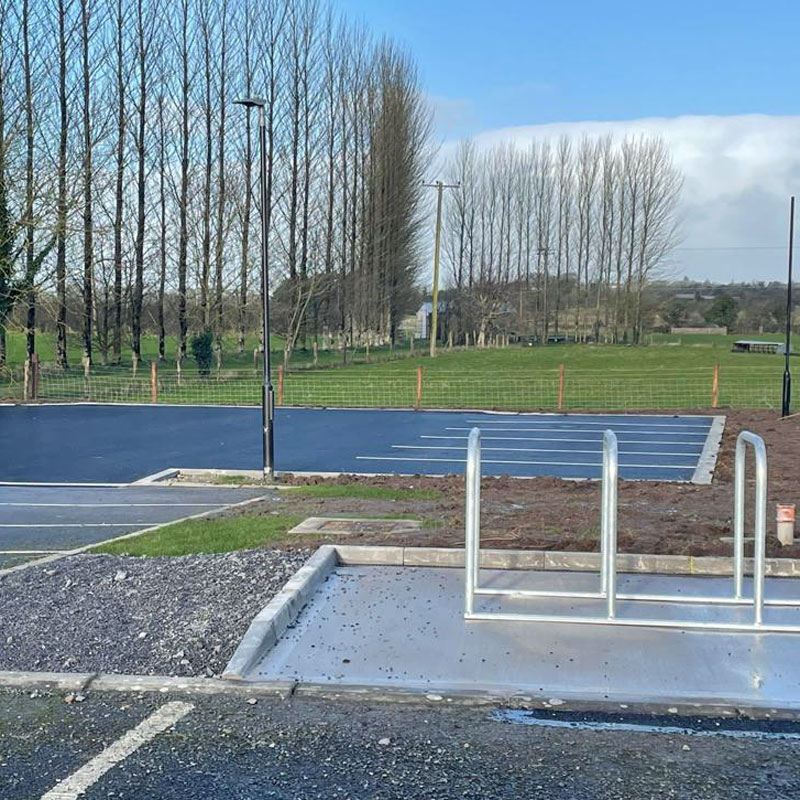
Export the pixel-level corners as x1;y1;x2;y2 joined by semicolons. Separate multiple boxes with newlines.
356;456;694;469
465;418;712;429
421;434;704;448
447;426;709;437
0;523;173;528
40;701;194;800
0;482;127;488
392;445;701;457
0;503;222;508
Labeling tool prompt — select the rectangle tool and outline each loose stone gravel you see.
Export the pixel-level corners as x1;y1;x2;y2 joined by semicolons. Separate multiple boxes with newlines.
0;549;311;677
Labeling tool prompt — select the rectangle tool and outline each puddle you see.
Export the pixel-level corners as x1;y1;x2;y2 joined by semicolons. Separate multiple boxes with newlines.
491;709;800;741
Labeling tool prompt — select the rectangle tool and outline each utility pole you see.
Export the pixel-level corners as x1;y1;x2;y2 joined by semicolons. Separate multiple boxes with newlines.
782;195;795;418
424;180;459;357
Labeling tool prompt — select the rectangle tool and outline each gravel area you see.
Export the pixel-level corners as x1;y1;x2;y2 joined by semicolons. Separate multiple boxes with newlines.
0;549;311;677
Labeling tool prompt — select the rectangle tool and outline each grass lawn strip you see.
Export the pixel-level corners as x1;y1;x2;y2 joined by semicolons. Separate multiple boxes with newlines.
93;514;304;557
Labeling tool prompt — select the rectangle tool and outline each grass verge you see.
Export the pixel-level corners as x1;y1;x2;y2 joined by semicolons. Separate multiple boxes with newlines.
92;513;303;557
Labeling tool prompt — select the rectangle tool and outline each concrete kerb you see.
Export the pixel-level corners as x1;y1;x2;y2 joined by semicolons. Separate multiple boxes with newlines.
4;669;800;720
222;545;339;680
333;544;800;577
0;670;295;699
692;414;726;485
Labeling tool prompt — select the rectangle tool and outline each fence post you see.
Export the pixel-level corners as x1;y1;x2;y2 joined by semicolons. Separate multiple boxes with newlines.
151;361;158;403
712;363;719;408
277;365;284;406
82;356;91;401
558;363;565;410
415;366;423;409
31;353;39;400
313;341;318;366
23;358;30;401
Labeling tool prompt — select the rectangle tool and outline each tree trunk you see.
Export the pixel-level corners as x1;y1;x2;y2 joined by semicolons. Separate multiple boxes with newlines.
55;0;69;369
131;0;146;365
112;0;124;364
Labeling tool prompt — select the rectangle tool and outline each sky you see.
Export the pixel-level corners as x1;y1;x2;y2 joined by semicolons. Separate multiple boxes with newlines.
339;0;800;283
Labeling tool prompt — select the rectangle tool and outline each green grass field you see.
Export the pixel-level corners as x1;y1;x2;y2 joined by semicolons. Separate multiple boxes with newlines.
2;329;794;410
0;329;416;372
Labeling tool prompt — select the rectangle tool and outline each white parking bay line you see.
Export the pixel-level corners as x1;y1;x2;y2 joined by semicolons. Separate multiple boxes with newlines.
422;434;704;448
447;426;709;437
393;445;701;457
0;503;222;508
0;523;174;528
465;418;712;430
40;701;193;800
356;456;695;469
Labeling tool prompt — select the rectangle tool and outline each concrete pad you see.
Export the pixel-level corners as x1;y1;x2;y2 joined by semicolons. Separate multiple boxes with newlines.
247;565;800;710
288;517;422;536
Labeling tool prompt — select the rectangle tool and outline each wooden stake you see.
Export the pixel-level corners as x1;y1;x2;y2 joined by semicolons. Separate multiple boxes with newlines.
415;366;423;410
558;363;565;410
151;361;158;404
712;363;719;409
277;365;284;406
31;353;39;400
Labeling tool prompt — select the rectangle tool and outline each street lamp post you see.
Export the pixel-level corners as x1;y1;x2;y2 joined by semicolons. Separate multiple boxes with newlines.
235;97;274;478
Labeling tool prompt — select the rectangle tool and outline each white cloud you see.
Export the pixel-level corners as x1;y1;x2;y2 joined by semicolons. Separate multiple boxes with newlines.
441;114;800;283
424;93;476;141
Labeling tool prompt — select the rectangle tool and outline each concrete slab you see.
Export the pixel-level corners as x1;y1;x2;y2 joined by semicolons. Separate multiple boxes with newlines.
288;517;422;536
248;565;800;709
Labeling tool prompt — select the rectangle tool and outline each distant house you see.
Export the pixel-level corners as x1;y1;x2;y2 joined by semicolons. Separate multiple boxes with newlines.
670;326;727;335
416;300;448;339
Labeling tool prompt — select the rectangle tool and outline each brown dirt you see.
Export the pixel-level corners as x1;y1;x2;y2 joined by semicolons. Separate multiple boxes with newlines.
232;409;800;558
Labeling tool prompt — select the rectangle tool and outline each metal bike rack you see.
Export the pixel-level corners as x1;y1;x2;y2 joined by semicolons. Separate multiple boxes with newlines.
464;427;800;633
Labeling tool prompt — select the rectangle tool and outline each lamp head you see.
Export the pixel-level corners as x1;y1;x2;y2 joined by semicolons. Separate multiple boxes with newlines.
233;97;267;109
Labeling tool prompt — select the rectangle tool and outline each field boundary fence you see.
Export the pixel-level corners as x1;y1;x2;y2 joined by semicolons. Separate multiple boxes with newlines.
1;360;793;412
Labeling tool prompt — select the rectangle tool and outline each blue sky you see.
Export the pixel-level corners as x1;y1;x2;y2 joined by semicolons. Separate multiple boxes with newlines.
341;0;800;283
340;0;798;138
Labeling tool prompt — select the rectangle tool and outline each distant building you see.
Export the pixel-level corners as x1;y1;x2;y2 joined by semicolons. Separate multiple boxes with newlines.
732;340;786;355
416;300;448;339
670;326;727;335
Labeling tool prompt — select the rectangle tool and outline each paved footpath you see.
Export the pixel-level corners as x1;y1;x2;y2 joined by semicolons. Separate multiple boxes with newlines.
2;689;800;799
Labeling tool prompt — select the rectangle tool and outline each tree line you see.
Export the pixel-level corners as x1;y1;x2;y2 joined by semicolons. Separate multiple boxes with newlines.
0;0;431;370
441;135;683;345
